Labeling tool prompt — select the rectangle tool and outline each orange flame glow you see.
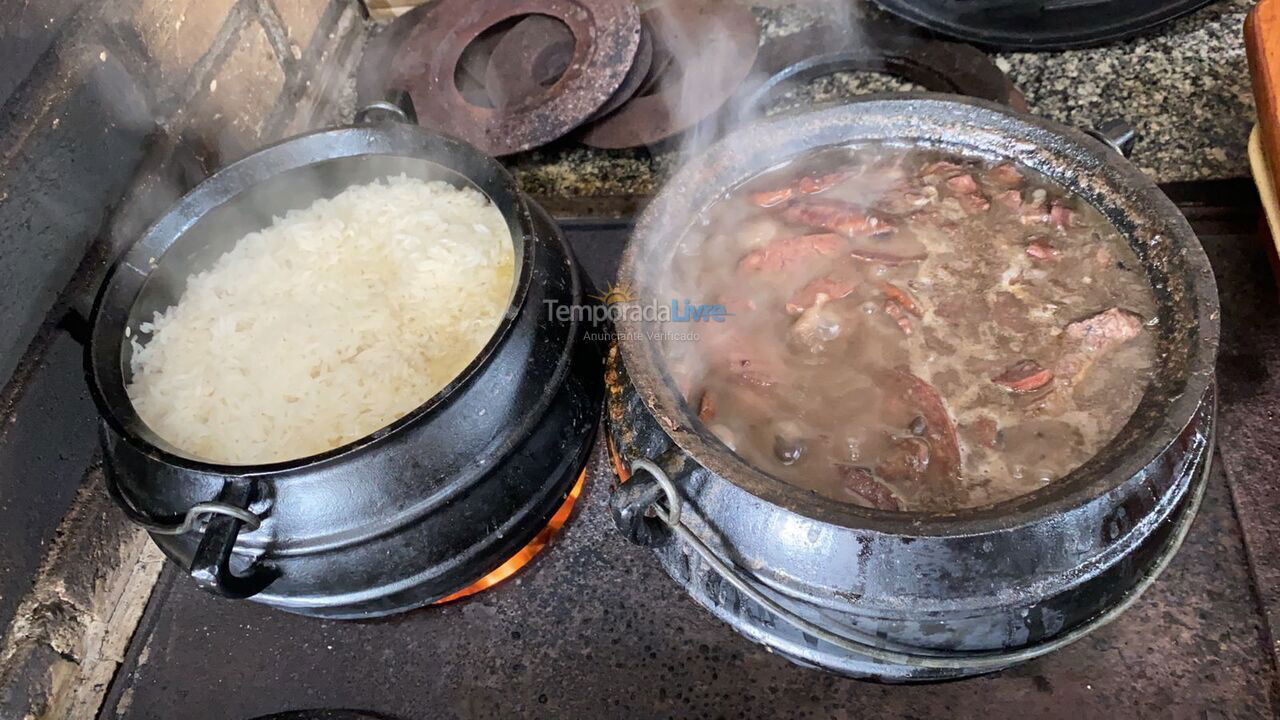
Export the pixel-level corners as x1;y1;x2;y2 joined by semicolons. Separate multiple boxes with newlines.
607;431;630;484
432;470;586;605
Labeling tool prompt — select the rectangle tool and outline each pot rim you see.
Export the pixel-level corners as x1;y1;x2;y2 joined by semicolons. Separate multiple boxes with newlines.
616;93;1220;536
86;120;536;477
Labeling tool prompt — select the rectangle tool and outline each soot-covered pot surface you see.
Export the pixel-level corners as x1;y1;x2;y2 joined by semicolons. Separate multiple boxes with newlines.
608;94;1218;680
87;104;602;619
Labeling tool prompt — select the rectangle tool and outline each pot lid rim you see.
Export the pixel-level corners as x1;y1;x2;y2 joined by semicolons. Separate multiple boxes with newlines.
86;122;541;476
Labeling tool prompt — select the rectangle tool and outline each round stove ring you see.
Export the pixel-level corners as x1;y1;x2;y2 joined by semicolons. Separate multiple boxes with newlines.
578;0;759;149
391;0;641;156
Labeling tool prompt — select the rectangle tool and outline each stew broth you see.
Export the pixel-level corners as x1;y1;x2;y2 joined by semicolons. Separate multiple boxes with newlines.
661;145;1157;511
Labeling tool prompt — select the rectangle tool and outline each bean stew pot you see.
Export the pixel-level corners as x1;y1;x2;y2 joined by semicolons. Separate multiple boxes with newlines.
607;94;1219;681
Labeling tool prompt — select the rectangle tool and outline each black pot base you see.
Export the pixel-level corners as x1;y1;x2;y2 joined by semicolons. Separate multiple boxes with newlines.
646;403;1213;681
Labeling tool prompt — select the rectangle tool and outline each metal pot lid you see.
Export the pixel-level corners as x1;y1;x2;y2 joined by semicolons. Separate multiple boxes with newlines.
739;20;1027;115
870;0;1215;51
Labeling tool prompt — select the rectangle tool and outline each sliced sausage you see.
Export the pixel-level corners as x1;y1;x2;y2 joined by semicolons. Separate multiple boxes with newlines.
747;171;850;208
881;282;923;317
836;465;902;511
787;273;858;314
1026;240;1061;261
1049;202;1075;229
989;163;1024;187
738;233;846;272
1065;307;1143;353
884;300;914;336
748;187;794;208
779;198;894;237
946;174;979;194
992;360;1055;393
873;369;963;506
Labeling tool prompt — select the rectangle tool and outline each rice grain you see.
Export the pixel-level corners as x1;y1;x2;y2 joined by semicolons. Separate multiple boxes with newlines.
127;175;514;464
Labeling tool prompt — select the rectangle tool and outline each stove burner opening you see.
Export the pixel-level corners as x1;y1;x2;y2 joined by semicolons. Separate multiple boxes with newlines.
432;468;586;605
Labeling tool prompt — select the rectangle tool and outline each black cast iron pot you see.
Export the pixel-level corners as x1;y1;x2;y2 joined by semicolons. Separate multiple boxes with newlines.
607;94;1218;680
87;101;602;619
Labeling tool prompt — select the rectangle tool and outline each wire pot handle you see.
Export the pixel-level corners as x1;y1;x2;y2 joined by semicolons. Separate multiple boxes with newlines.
1085;119;1137;157
104;466;277;599
355;89;418;125
626;454;1206;671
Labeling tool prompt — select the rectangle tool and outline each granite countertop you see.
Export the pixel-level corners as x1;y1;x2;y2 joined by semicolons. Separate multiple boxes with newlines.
504;0;1258;200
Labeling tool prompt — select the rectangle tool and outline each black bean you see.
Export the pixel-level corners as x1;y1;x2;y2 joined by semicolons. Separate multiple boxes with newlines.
909;415;928;436
774;435;805;465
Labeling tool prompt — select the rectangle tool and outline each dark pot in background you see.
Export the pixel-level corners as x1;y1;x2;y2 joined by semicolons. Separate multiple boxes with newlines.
608;94;1219;680
87;101;602;619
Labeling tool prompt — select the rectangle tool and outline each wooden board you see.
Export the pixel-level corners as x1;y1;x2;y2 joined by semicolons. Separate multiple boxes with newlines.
365;0;431;22
1246;0;1280;193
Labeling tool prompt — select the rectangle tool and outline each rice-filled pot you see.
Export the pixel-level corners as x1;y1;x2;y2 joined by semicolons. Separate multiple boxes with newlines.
87;102;602;618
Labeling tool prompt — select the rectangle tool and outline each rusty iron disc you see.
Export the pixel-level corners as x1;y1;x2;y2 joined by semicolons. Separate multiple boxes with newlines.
454;24;510;108
578;1;759;150
484;14;577;109
392;0;641;156
359;2;497;109
484;14;653;118
631;21;674;100
584;20;653;122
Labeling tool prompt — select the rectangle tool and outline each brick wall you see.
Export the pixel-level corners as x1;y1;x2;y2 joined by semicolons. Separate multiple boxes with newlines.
0;3;364;715
0;0;361;393
125;0;358;153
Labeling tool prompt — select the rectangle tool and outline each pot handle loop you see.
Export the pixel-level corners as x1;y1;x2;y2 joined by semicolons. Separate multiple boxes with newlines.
355;90;417;125
105;467;277;599
620;446;1209;671
104;464;261;536
628;459;683;527
611;456;687;547
125;501;260;536
1085;119;1137;157
739;23;1026;116
188;481;279;599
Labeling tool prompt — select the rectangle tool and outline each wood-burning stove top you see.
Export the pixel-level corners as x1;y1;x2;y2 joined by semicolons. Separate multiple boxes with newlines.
95;193;1280;718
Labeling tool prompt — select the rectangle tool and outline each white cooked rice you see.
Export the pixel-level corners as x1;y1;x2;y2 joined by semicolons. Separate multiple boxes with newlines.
127;175;514;465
